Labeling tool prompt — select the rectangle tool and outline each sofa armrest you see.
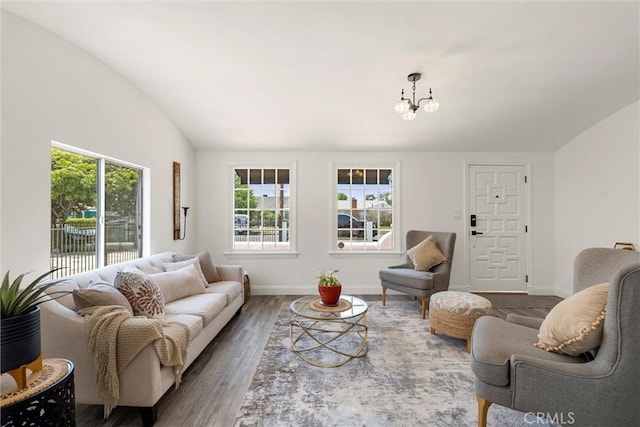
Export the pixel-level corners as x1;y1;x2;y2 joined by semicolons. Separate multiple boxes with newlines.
506;313;544;329
39;297;104;403
216;264;243;283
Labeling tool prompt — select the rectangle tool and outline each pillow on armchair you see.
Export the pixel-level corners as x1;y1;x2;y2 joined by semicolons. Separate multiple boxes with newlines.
406;235;448;271
534;283;608;356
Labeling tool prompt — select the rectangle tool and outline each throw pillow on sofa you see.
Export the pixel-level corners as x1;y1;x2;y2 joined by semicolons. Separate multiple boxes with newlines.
164;257;209;288
73;281;134;314
149;264;206;303
172;248;222;283
114;270;165;318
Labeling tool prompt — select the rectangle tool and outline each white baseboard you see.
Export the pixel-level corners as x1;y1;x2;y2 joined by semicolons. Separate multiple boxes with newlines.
252;283;383;295
550;288;572;298
250;283;563;297
252;283;468;296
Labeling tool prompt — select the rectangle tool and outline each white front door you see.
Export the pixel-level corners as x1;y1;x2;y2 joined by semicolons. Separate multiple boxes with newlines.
468;164;528;292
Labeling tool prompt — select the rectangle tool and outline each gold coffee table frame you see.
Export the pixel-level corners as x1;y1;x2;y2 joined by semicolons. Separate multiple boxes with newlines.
289;295;368;368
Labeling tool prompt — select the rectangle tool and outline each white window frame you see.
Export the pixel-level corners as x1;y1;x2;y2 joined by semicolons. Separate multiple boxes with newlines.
330;162;401;254
226;162;297;257
50;141;150;269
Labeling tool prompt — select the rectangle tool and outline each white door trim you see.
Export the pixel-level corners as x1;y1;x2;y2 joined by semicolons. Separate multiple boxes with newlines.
463;161;533;292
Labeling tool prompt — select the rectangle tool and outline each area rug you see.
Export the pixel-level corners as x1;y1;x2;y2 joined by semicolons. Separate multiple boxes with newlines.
234;300;547;427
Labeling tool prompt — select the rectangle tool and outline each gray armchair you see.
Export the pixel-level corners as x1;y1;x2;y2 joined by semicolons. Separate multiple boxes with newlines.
470;248;640;427
379;230;456;319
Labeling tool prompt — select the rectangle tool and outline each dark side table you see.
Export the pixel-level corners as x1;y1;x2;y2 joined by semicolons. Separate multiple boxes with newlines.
1;358;75;427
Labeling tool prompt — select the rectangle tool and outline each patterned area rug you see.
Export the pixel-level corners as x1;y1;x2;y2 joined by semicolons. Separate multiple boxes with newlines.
234;300;545;427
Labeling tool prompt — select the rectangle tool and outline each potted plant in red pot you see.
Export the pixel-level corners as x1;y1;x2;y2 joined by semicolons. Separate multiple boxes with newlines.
317;269;342;306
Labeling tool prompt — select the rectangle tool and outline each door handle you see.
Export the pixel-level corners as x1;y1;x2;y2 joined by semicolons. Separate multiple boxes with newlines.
471;231;484;236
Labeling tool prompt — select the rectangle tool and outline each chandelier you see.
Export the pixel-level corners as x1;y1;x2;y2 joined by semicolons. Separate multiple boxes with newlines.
394;73;439;121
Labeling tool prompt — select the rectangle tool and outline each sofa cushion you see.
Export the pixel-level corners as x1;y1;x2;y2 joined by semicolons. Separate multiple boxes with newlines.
163;258;208;288
164;293;227;326
205;280;242;305
163;314;203;342
149;264;206;303
45;280;79;310
471;316;585;387
114;270;165;318
378;268;434;290
407;234;448;271
73;282;133;314
173;249;222;283
534;283;608;356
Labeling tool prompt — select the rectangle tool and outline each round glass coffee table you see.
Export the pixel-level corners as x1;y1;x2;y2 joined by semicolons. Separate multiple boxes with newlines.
289;295;368;368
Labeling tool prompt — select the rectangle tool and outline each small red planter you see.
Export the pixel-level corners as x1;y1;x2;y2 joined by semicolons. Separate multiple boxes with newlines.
318;284;342;306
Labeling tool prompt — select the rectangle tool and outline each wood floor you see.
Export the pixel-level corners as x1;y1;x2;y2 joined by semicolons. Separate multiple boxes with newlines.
75;293;561;427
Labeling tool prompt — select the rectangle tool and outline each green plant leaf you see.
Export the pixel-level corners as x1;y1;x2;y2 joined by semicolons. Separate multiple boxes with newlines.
1;269;63;318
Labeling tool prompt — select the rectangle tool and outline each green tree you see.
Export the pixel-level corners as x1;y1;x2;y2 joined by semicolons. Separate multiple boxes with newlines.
50;148;97;225
337;192;348;201
105;163;139;220
379;191;392;205
51;149;141;225
365;194;376;201
234;174;258;213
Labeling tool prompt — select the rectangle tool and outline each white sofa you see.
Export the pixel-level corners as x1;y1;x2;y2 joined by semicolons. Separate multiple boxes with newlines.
40;252;244;425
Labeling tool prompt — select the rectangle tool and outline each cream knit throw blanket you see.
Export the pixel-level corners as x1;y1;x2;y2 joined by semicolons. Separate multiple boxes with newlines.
79;305;190;418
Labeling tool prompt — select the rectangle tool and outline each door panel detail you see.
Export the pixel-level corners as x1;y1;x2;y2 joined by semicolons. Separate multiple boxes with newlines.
469;165;528;292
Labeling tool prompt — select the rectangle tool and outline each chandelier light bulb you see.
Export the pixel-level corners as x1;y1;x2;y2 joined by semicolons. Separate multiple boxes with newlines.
424;99;439;113
402;110;417;121
395;100;410;114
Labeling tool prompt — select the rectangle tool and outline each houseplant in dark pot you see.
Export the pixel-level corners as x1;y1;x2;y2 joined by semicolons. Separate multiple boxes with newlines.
317;269;342;306
1;269;62;382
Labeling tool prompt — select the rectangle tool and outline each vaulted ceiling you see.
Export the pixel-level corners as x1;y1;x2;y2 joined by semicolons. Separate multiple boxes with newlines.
3;1;638;152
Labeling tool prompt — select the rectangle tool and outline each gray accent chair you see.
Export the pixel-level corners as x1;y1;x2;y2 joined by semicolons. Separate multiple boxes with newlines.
379;230;456;319
470;247;640;427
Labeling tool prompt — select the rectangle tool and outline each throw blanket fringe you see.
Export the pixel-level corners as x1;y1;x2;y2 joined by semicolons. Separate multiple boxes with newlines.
79;305;190;418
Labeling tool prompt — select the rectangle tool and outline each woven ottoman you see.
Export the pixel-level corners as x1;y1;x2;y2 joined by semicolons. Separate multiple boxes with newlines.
429;291;493;352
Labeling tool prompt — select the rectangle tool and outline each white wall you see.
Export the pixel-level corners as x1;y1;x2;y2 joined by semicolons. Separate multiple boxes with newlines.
0;12;196;275
554;101;640;297
196;151;555;295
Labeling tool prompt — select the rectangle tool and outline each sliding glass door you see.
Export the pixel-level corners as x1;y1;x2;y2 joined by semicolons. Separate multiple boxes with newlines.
50;147;142;278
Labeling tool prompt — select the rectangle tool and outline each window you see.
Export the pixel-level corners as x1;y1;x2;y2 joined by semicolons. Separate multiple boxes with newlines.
232;166;294;252
50;144;144;277
334;166;396;251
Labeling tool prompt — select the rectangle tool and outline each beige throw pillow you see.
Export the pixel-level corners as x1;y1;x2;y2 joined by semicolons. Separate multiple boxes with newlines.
73;282;133;314
534;283;608;356
165;257;209;288
173;248;222;283
114;270;165;318
149;264;206;303
407;235;448;271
